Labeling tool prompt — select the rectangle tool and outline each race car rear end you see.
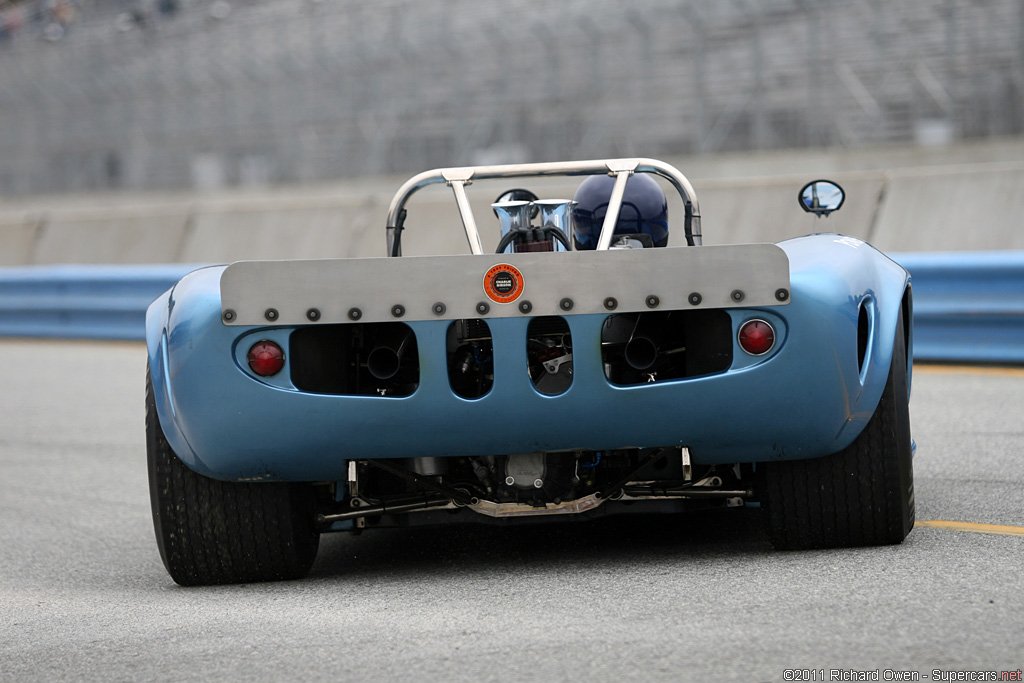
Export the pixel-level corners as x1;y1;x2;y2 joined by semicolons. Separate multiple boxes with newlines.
145;159;914;585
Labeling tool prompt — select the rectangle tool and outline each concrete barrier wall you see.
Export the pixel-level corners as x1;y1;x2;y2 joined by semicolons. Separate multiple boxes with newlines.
871;164;1024;252
0;213;41;266
2;148;1024;264
695;174;889;246
32;210;192;265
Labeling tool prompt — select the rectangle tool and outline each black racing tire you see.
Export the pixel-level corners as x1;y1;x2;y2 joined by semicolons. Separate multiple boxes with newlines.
760;312;915;550
146;364;320;586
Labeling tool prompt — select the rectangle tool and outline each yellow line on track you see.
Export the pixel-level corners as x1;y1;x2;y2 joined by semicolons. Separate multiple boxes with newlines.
915;520;1024;536
914;364;1024;377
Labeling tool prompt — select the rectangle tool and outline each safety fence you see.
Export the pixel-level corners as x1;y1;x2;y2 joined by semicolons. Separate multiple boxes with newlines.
0;253;1022;364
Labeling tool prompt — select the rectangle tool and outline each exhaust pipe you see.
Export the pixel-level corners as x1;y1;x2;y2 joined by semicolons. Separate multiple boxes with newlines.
625;337;659;370
624;315;664;370
367;328;413;380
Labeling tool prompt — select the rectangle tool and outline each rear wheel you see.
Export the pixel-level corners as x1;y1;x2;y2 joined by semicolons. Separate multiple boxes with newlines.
146;365;320;585
760;313;914;549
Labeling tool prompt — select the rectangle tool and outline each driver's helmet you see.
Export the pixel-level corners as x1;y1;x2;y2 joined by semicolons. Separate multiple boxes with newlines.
571;173;669;249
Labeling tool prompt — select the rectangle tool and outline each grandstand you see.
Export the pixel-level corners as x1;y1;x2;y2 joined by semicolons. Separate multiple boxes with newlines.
0;0;1021;194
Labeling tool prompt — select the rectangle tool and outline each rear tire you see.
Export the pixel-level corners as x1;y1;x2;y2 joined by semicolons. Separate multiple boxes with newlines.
760;313;914;550
146;365;320;585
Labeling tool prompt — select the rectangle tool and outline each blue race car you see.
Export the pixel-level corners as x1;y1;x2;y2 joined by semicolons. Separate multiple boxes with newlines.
146;158;915;586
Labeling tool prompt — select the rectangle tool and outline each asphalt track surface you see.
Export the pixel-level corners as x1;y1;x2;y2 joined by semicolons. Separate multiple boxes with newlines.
1;339;1021;682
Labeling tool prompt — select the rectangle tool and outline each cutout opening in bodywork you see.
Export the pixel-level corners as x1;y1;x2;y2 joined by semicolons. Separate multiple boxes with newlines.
290;322;419;397
527;316;573;396
601;309;733;385
857;302;870;374
447;319;494;399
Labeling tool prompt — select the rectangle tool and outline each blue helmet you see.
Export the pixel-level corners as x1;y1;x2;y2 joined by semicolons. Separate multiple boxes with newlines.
571;173;669;249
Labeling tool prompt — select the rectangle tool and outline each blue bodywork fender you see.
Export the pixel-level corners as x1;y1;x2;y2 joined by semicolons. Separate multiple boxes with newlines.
146;234;911;482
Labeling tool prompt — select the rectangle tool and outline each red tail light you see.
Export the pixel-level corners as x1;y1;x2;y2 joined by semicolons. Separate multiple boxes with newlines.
247;340;285;376
738;319;775;356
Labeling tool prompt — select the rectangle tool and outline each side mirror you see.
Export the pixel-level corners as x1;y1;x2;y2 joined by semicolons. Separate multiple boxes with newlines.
799;180;845;217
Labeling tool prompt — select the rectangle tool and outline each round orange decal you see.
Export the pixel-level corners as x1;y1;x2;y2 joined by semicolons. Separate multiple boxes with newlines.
483;264;525;304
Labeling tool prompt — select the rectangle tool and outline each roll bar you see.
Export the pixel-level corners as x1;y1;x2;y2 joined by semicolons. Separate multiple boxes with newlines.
384;158;702;256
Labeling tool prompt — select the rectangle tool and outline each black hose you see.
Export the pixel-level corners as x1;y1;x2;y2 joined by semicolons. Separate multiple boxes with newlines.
494;226;572;254
494;229;518;254
683;200;694;247
389;208;407;258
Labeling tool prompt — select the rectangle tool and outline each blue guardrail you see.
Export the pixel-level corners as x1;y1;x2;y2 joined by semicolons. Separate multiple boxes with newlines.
895;251;1024;364
0;264;203;341
0;253;1022;363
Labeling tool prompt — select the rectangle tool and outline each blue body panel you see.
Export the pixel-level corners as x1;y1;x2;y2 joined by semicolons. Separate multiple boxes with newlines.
146;234;911;482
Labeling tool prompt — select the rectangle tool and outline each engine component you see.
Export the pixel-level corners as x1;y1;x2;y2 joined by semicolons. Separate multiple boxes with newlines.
407;457;447;478
503;453;545;489
493;197;572;254
527;316;573;395
492;188;539;217
447;319;494;399
497;452;578;505
533;199;575;253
